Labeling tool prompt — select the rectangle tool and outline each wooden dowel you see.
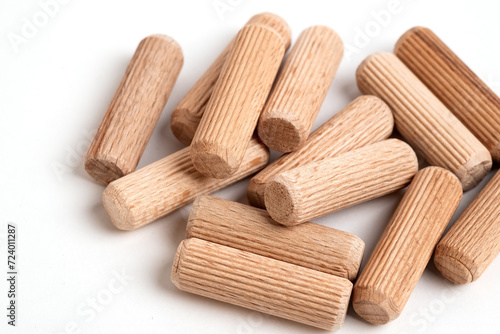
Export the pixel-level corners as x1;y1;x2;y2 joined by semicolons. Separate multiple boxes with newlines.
265;139;418;226
257;25;343;153
85;35;183;185
356;52;492;191
353;167;462;324
247;95;393;208
395;27;500;162
434;169;500;284
190;24;285;178
172;238;353;330
171;12;291;146
186;195;365;280
102;139;269;231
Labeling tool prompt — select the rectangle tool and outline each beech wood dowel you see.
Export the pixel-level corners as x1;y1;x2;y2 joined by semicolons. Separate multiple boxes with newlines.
353;167;462;325
435;169;500;284
85;35;183;185
265;139;418;226
171;12;291;146
257;25;343;153
356;52;492;191
171;238;353;330
186;195;365;280
395;27;500;162
190;24;285;179
248;95;393;208
102;139;269;231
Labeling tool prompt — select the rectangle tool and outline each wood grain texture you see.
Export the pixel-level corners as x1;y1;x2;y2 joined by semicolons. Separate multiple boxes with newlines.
356;52;492;191
395;27;500;162
265;139;418;226
186;195;365;280
190;24;285;178
434;169;500;284
248;95;393;208
85;35;183;185
353;167;462;325
257;25;343;153
171;13;291;146
171;238;353;330
102;139;269;231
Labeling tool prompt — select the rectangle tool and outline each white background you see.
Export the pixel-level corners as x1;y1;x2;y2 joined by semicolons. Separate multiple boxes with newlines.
1;0;499;333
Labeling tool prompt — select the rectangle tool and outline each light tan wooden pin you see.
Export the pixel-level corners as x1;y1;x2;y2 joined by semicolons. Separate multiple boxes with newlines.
356;52;492;191
265;139;418;226
435;169;500;284
395;27;500;162
187;195;365;280
248;95;393;208
102;139;269;231
190;24;286;178
353;167;462;325
257;25;343;152
172;238;352;330
85;35;183;185
171;12;291;146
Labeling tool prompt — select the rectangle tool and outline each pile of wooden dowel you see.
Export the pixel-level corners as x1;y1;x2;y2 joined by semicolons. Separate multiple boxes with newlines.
83;12;500;331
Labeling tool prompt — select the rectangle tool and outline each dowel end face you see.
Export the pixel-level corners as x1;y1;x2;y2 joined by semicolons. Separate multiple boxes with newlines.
146;34;184;59
190;142;241;179
394;26;429;54
434;247;474;284
258;116;306;153
456;149;492;191
170;108;197;146
246;177;266;208
265;175;301;226
84;154;127;185
102;182;137;231
171;240;187;288
353;287;400;325
247;12;292;50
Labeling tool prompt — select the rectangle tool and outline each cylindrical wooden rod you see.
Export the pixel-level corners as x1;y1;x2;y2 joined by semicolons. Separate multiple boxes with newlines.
172;238;353;330
257;25;343;153
434;169;500;284
265;139;418;226
395;27;500;162
248;95;393;208
353;167;462;325
102;139;269;231
190;24;285;179
171;12;291;146
85;35;183;185
187;195;365;280
356;52;492;191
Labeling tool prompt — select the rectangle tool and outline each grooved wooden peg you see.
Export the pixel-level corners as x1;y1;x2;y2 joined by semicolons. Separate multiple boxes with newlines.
190;24;286;179
248;95;393;208
102;139;269;231
171;12;291;146
395;27;500;162
353;167;462;325
356;52;492;191
257;25;343;152
84;35;183;185
171;238;353;330
186;195;365;280
265;139;418;226
434;169;500;284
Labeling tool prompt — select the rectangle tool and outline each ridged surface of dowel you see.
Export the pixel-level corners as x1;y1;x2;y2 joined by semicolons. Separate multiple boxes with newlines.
248;95;393;208
395;27;500;162
353;167;462;324
186;195;365;280
356;52;492;191
435;169;500;284
191;25;285;178
171;12;291;145
265;139;418;226
85;35;183;185
171;238;353;330
102;139;269;231
257;25;343;152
